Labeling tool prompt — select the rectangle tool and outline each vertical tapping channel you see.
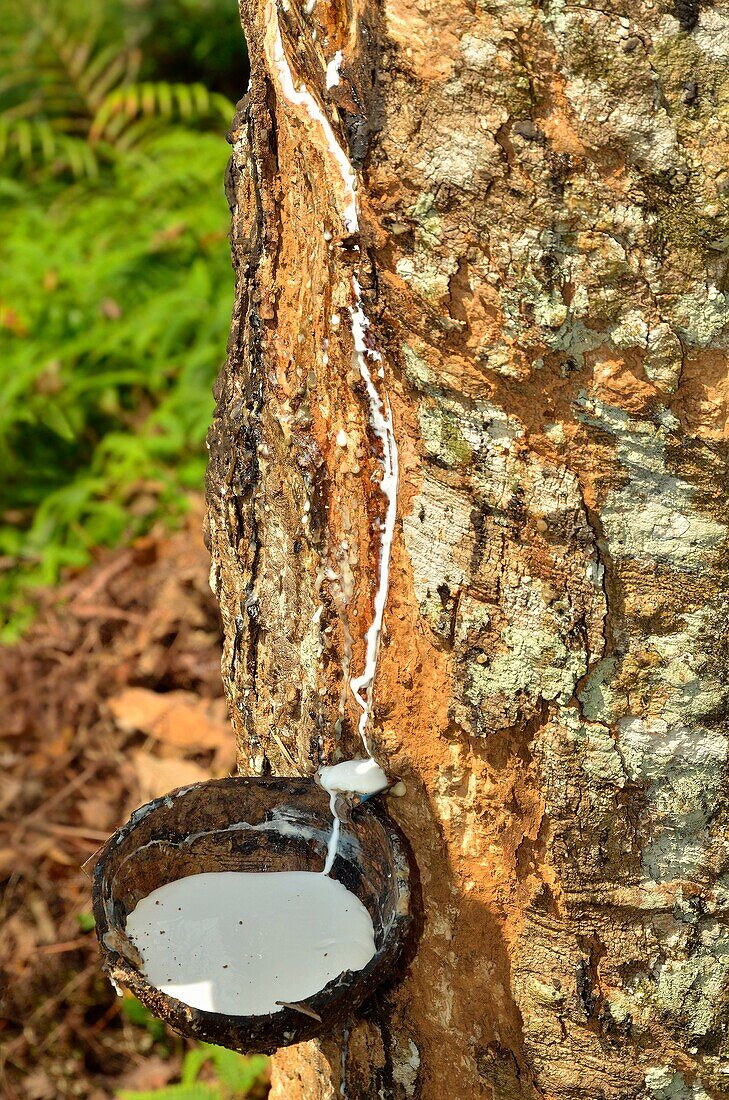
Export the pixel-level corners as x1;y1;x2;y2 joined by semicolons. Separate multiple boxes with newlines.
347;280;399;754
263;2;399;757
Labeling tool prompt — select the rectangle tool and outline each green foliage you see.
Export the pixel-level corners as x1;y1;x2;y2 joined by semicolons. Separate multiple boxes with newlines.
179;1045;268;1094
0;0;235;178
121;995;167;1042
0;129;231;639
116;1023;269;1099
76;911;96;932
123;0;249;103
117;995;269;1096
120;1088;219;1100
0;0;241;639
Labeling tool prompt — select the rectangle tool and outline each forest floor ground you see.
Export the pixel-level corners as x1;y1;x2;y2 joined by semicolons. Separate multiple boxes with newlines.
0;499;267;1099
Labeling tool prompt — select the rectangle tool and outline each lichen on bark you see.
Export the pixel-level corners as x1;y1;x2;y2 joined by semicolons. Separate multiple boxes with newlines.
206;2;729;1096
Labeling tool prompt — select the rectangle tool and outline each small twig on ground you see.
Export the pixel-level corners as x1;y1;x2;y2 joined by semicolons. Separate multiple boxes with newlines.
71;550;133;606
72;604;146;623
31;822;111;842
36;937;91;955
15;762;102;830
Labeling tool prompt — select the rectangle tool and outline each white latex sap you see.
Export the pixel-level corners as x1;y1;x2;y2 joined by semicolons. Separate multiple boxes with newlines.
319;758;389;799
319;758;390;874
263;2;399;760
125;870;375;1016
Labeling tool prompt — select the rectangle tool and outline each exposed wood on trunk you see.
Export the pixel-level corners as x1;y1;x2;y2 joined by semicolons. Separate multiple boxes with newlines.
206;1;729;1096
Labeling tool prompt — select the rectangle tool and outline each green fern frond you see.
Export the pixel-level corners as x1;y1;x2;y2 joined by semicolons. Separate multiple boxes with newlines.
118;1086;220;1100
76;44;142;111
0;67;46;98
0;4;233;176
0;118;98;178
112;117;167;153
90;83;233;147
159;81;177;118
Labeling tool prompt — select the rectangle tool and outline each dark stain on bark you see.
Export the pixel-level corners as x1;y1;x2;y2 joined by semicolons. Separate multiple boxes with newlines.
576;957;597;1020
673;0;702;32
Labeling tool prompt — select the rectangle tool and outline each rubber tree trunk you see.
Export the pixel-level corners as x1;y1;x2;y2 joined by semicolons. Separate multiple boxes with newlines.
205;2;729;1097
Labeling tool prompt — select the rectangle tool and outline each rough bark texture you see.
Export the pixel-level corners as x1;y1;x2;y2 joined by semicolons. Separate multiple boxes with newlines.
205;2;729;1097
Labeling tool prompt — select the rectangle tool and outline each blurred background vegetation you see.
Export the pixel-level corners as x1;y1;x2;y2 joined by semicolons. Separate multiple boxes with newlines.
0;5;274;1095
0;0;247;641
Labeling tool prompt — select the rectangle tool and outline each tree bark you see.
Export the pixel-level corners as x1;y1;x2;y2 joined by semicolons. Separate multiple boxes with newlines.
205;1;729;1097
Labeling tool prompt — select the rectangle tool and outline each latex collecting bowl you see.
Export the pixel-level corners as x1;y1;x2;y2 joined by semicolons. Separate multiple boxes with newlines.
92;776;412;1053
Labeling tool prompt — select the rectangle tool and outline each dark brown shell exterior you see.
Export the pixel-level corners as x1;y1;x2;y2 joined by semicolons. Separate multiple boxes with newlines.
92;776;412;1053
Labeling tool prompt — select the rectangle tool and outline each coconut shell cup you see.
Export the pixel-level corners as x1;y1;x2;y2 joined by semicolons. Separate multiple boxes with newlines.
92;776;412;1053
